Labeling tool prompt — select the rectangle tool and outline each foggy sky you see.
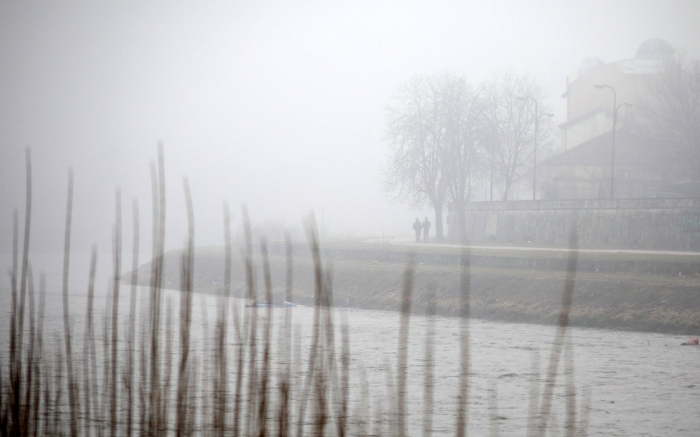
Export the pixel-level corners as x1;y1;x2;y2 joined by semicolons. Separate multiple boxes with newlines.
1;0;699;255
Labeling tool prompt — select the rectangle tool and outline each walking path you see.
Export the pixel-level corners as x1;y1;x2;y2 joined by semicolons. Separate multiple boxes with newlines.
362;236;700;257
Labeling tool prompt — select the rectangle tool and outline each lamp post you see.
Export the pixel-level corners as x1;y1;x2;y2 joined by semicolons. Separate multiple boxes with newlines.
518;96;554;200
594;84;633;198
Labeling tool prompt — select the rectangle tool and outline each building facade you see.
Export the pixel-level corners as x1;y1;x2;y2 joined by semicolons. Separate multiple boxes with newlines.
540;38;676;200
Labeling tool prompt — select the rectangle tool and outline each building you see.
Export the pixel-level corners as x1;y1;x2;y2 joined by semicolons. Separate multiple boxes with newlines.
456;39;700;249
539;130;670;199
540;38;677;199
559;38;673;151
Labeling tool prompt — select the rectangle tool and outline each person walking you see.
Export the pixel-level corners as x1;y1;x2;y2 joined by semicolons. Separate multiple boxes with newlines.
413;218;422;243
422;217;431;242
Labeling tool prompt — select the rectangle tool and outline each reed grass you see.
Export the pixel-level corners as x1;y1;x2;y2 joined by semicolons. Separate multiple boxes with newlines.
1;147;587;436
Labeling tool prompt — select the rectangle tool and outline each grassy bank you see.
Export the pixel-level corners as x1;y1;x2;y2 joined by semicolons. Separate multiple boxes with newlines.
132;245;700;335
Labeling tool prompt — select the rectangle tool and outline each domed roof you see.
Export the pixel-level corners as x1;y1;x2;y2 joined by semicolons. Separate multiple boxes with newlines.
578;57;605;77
636;38;674;60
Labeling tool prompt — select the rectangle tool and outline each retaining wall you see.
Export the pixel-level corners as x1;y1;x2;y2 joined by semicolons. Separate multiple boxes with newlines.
461;198;700;251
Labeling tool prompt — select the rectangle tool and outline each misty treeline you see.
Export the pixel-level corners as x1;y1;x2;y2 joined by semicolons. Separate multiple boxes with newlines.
383;71;554;241
384;55;700;241
2;147;590;436
638;54;700;181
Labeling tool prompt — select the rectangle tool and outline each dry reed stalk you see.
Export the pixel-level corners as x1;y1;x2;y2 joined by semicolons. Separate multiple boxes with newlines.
189;355;200;434
291;324;302;437
525;349;541;437
564;333;576;437
0;145;596;436
81;247;99;435
275;333;290;437
32;273;46;437
156;145;167;432
213;202;232;436
138;305;149;435
146;144;167;434
423;284;436;437
354;365;369;437
385;361;396;435
10;211;17;367
213;305;228;434
177;176;195;436
102;288;113;434
187;356;200;435
242;205;259;436
41;360;51;436
22;267;35;435
163;298;175;434
60;167;79;437
276;234;293;437
232;296;245;437
0;355;5;432
10;149;32;437
295;217;324;437
110;188;122;437
199;295;212;433
3;211;17;435
337;310;349;437
223;204;233;426
456;247;471;437
17;151;32;399
52;337;64;435
258;238;274;437
538;231;579;435
7;210;17;432
126;200;139;437
316;266;335;436
146;160;160;433
397;254;414;437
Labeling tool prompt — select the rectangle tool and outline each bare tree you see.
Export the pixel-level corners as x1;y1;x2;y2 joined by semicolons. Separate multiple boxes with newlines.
442;76;486;242
639;54;700;181
384;75;450;240
482;72;553;200
385;72;552;241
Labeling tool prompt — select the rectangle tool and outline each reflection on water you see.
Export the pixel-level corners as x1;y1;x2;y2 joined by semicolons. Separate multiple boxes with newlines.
1;252;699;436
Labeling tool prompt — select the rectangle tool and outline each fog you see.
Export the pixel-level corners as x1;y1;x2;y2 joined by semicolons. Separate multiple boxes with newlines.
2;0;699;254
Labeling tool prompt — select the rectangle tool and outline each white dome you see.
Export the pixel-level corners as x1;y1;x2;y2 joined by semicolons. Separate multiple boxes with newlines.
636;38;675;60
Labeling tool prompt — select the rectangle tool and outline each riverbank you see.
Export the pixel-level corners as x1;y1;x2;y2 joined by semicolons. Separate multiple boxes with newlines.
128;244;700;335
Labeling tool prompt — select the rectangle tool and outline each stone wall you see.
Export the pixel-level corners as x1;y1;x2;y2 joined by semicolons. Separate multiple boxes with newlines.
461;198;700;250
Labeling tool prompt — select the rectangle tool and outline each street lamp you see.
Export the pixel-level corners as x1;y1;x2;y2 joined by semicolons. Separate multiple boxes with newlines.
594;84;633;198
518;96;554;200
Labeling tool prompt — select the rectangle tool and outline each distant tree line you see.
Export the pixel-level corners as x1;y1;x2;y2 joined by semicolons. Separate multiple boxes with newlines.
383;72;554;241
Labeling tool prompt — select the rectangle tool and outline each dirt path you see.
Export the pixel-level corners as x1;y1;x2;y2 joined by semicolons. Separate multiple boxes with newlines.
365;236;700;256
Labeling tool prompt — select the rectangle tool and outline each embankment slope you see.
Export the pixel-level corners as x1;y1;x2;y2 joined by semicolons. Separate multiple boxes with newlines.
129;244;700;335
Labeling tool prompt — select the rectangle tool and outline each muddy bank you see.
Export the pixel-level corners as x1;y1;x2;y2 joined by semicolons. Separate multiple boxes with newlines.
130;247;700;335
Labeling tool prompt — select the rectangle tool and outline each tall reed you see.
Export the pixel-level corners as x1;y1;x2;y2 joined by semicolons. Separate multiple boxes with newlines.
1;147;588;437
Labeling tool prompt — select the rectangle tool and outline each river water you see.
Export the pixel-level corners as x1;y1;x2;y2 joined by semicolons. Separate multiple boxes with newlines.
1;252;699;436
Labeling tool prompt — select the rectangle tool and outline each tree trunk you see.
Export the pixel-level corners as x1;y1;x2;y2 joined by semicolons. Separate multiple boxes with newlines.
434;206;444;241
501;179;512;201
457;205;466;244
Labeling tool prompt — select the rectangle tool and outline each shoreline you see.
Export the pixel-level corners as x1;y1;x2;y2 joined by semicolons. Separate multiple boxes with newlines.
128;245;700;336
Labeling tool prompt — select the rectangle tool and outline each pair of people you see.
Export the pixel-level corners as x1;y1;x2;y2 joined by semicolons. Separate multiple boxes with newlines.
413;217;431;242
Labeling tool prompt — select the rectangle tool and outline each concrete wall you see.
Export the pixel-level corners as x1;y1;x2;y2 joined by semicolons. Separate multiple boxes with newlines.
462;198;700;250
